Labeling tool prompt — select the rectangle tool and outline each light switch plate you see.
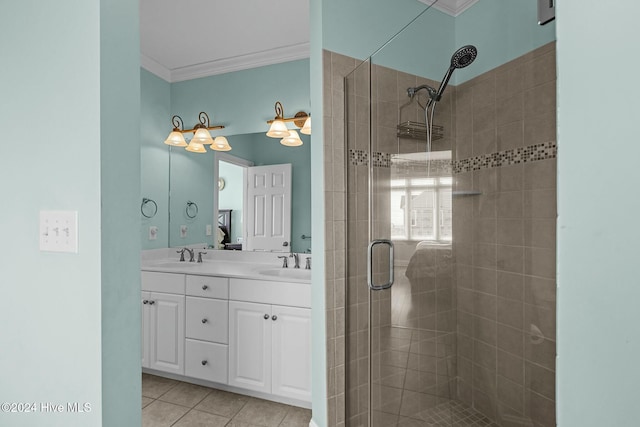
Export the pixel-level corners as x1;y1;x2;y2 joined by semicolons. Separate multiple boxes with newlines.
206;224;212;236
149;226;158;240
180;225;188;238
40;211;78;253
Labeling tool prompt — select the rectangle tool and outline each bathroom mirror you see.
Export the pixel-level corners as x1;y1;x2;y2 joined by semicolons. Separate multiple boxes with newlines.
167;132;311;253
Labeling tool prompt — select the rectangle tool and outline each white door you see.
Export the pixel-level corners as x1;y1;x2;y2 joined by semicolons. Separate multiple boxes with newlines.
149;292;185;375
245;164;292;251
271;305;312;401
228;301;271;393
141;291;151;368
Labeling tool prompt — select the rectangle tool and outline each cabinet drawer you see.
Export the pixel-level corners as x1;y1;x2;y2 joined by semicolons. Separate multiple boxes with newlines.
229;278;311;308
185;339;228;384
142;271;185;294
186;297;228;343
186;275;228;299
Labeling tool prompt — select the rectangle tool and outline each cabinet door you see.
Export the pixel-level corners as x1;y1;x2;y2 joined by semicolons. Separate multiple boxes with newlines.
228;301;271;393
141;291;151;368
149;292;185;375
271;305;311;401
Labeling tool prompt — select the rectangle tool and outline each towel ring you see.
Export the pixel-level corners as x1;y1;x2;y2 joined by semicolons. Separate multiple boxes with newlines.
186;201;199;219
141;198;158;218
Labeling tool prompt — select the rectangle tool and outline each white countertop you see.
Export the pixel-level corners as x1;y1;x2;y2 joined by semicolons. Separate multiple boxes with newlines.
141;249;311;284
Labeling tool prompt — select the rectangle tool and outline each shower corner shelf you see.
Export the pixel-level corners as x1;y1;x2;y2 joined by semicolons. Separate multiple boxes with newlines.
397;121;444;142
452;190;482;197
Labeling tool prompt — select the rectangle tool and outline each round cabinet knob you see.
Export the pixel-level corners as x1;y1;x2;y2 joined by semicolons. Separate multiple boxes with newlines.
201;318;208;324
264;314;269;320
272;315;278;321
142;300;148;305
149;301;155;305
201;360;208;366
202;285;208;290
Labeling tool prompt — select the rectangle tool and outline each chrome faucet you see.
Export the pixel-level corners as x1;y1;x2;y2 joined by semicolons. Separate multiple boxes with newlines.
177;247;195;262
197;251;207;263
277;255;288;268
305;256;311;270
290;253;300;269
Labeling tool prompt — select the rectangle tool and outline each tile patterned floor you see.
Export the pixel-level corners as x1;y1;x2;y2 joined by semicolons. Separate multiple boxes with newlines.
142;374;312;427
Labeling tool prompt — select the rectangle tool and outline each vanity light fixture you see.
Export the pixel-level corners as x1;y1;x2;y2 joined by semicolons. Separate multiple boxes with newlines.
266;101;311;145
281;130;303;147
164;112;229;153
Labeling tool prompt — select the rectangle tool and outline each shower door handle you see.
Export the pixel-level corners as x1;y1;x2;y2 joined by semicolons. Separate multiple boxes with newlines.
367;239;394;291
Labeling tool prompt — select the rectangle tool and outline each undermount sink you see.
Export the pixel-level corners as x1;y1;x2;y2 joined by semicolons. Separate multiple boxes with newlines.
258;268;312;280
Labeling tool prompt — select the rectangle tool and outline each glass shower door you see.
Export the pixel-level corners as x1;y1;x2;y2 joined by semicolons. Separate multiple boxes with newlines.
345;47;457;427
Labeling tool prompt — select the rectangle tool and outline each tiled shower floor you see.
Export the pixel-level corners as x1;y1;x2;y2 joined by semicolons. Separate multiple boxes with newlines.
418;400;498;427
369;399;498;427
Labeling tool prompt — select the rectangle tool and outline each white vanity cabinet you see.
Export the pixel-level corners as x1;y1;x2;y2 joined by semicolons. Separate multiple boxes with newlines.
184;275;229;383
140;265;311;406
229;278;311;402
141;272;185;375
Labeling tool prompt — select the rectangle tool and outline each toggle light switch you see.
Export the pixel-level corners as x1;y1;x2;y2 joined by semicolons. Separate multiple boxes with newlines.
180;225;188;238
40;211;78;253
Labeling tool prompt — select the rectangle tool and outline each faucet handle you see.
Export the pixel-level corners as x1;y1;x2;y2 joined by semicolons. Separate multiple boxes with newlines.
305;257;311;270
277;255;288;268
176;249;185;262
197;251;207;263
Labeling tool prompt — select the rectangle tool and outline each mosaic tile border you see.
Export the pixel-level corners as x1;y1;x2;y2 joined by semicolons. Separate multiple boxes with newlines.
349;141;556;173
349;149;368;166
453;141;557;173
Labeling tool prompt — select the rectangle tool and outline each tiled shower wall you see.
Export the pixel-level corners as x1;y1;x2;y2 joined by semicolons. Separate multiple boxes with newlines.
323;49;353;427
453;42;557;427
322;40;556;427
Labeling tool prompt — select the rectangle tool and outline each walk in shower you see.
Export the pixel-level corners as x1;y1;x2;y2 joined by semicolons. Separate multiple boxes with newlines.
333;2;557;427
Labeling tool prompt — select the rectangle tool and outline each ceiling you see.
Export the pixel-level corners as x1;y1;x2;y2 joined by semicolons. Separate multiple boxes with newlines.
140;0;310;83
140;0;476;83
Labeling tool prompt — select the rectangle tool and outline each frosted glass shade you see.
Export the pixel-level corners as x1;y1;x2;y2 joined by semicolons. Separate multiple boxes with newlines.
266;120;290;138
300;116;311;135
185;140;207;153
212;136;232;151
191;128;214;145
281;130;303;147
164;131;187;147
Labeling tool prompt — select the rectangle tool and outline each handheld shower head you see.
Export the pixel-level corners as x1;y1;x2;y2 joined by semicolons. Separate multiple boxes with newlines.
432;45;478;102
451;45;477;69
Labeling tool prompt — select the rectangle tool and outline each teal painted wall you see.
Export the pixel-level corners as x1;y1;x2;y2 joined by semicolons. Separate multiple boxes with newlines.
454;0;556;83
323;0;432;62
100;0;141;425
310;0;326;425
141;69;171;249
170;60;311;136
556;1;640;426
0;0;139;426
169;146;216;248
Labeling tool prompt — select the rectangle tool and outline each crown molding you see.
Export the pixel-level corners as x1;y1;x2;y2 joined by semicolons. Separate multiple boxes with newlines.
140;54;172;82
419;0;480;17
142;43;310;83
